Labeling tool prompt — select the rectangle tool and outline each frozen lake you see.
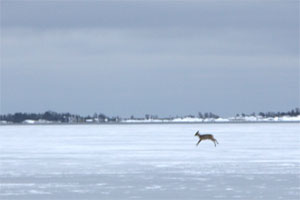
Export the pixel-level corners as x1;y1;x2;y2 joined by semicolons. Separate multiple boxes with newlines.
0;123;299;200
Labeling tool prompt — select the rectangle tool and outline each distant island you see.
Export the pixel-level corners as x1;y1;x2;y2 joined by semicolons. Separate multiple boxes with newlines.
1;108;299;124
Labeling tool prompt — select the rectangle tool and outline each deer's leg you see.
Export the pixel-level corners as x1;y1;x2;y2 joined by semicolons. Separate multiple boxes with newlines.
196;139;201;146
212;138;218;145
210;139;216;147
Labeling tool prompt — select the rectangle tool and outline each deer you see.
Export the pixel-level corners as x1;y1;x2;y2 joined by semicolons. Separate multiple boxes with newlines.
194;131;219;147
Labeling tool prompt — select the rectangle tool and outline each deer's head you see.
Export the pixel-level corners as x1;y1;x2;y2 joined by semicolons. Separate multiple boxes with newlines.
194;130;200;136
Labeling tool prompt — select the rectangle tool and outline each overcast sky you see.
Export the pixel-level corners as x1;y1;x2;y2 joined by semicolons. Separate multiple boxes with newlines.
1;1;299;117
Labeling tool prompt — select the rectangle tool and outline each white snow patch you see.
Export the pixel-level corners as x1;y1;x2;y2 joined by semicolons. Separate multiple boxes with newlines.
121;115;300;123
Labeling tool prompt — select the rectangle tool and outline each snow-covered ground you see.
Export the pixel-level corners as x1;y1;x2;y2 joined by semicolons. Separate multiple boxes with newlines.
122;115;300;123
0;123;299;199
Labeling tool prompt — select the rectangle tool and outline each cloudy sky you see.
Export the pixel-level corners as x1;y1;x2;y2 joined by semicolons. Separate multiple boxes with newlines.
1;1;299;117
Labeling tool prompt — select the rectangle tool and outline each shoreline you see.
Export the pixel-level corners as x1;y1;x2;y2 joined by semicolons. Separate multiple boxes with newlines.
1;121;299;126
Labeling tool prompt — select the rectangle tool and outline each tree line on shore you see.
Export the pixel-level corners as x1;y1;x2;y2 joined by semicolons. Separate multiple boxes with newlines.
0;108;299;124
0;111;112;123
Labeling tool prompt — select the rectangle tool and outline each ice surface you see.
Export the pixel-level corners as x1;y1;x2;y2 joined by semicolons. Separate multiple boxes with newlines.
0;123;299;199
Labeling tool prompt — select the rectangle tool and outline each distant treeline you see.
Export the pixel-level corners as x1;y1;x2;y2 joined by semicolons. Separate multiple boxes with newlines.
0;111;115;123
235;108;300;118
0;108;299;124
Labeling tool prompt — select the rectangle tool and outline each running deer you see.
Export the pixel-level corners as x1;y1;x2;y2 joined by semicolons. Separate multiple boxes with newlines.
194;131;219;147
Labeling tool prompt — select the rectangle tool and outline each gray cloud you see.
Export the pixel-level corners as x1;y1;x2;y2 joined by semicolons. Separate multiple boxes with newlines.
1;1;299;117
1;1;298;30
